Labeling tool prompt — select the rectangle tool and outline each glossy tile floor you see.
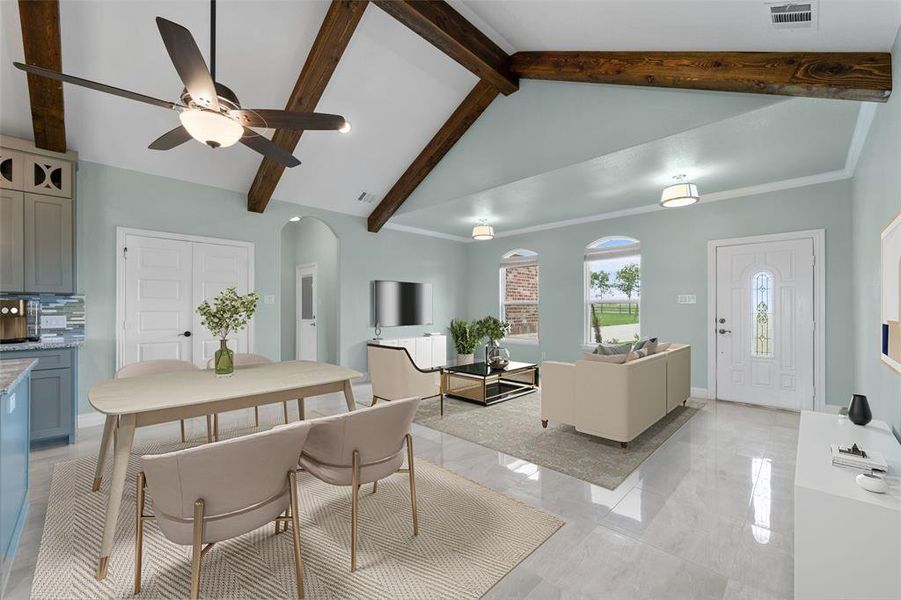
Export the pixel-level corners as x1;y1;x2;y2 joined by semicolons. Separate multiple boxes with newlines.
5;385;798;600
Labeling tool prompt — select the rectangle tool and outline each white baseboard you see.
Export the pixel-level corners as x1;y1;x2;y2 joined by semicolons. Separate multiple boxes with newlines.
690;387;710;399
78;411;106;429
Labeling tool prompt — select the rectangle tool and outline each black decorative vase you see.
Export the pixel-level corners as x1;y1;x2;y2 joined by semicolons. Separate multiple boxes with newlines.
848;394;872;426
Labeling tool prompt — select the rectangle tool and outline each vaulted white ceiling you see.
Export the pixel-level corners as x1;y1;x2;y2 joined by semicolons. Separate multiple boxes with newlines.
1;0;898;230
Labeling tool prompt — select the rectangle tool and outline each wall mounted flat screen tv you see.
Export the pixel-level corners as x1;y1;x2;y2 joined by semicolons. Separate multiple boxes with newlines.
373;280;433;327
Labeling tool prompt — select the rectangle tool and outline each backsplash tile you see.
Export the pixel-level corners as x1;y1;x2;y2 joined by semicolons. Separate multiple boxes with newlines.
0;294;85;343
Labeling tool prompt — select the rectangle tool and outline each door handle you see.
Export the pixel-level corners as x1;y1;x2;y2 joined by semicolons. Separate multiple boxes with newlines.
310;323;316;327
718;328;731;335
179;331;192;337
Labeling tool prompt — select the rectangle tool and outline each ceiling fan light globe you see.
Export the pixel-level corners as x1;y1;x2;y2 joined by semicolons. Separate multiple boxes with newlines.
178;109;243;148
659;182;700;208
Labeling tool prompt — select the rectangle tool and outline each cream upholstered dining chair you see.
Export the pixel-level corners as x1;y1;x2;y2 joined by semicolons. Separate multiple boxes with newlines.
298;396;420;572
205;353;292;440
136;420;313;599
115;359;209;443
367;344;440;407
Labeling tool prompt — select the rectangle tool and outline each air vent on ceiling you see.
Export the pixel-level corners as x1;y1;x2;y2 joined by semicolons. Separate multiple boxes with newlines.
767;2;817;29
357;191;377;204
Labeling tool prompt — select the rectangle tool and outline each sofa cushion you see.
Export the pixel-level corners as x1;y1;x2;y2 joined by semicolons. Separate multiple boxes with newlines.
592;342;632;356
581;352;629;364
656;342;671;353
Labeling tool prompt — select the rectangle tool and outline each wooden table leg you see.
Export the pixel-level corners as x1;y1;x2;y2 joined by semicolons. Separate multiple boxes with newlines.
96;413;136;580
91;415;117;491
297;398;305;420
343;380;356;412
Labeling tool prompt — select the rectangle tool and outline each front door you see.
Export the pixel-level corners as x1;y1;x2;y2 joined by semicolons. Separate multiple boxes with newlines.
296;264;317;361
715;238;815;410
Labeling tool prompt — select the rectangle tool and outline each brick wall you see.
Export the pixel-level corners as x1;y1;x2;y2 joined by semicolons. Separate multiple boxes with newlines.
504;265;539;336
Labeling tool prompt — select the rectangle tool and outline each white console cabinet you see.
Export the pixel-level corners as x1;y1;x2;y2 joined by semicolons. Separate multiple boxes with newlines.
372;335;447;370
795;411;901;599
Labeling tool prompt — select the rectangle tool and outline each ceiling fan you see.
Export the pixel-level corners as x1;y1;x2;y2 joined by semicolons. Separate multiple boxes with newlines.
13;1;350;167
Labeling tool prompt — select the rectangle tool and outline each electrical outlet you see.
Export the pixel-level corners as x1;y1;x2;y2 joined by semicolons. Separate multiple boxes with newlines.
264;295;276;305
41;315;67;329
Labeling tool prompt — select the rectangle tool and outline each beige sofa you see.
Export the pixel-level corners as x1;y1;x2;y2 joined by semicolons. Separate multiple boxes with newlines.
540;344;691;447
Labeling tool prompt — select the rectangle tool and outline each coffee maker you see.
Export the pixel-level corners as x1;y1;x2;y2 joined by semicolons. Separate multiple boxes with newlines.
0;299;40;344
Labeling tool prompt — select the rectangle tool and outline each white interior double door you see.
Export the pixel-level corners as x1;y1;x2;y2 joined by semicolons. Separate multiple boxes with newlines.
120;231;253;369
714;236;816;411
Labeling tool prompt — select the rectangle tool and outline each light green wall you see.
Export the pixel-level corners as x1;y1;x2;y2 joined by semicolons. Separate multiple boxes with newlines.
280;217;339;363
464;180;855;406
75;161;467;413
852;28;901;435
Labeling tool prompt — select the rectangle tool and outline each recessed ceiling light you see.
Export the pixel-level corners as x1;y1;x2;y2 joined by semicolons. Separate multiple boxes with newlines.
660;175;700;208
289;216;301;222
338;120;352;134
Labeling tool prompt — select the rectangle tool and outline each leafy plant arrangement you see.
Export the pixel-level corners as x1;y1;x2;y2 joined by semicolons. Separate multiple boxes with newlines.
477;316;510;343
449;319;483;355
197;286;260;374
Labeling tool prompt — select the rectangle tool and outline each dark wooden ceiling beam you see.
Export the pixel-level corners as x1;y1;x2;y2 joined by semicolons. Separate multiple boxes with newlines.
367;80;498;232
373;0;518;96
247;0;367;213
18;0;67;152
510;51;892;102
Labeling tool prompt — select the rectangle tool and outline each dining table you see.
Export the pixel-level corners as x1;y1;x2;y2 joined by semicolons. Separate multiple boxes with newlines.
87;359;361;580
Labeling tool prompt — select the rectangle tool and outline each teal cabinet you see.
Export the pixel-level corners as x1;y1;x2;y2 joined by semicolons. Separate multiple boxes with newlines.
0;367;31;593
4;348;77;445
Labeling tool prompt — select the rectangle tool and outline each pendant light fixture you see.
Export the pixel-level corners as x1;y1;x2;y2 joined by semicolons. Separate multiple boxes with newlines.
660;175;700;208
471;219;495;240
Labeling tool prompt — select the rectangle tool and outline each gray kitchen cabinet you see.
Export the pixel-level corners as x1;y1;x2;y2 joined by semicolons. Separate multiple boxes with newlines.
4;348;77;445
23;193;73;294
0;189;24;291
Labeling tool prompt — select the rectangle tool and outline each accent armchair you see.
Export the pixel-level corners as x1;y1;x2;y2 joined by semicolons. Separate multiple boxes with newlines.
137;420;313;599
367;343;440;407
299;396;420;571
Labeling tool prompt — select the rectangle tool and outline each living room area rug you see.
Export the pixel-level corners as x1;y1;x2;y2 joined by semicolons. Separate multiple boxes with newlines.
30;436;562;599
415;392;700;490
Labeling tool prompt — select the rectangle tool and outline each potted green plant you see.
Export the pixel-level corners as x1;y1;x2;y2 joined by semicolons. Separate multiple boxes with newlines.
449;319;482;365
477;316;511;368
196;286;261;376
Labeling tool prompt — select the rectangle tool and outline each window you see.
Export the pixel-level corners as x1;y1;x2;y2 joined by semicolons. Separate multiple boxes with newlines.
500;249;539;342
751;271;774;357
584;237;641;345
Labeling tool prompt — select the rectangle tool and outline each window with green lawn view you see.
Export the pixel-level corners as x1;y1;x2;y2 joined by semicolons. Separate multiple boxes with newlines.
500;249;539;342
584;237;641;345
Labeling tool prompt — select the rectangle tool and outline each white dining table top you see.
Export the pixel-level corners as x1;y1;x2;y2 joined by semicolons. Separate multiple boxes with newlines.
89;360;362;415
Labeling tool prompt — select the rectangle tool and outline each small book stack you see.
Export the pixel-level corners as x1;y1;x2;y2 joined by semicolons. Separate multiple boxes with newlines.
830;443;888;473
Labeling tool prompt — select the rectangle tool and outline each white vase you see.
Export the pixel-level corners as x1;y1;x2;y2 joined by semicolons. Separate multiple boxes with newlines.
457;353;475;365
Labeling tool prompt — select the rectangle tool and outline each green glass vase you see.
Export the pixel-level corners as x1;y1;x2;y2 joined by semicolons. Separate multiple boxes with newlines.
214;340;234;376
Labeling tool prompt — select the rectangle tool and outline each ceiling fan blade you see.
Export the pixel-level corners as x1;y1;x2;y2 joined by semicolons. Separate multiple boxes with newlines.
13;62;178;110
155;17;219;111
148;126;192;150
239;129;300;168
230;109;347;131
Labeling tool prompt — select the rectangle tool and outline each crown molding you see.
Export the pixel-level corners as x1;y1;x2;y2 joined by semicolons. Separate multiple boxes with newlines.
382;222;472;242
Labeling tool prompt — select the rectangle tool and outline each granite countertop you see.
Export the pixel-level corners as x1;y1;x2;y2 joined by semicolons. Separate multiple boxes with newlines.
0;340;84;352
0;358;39;395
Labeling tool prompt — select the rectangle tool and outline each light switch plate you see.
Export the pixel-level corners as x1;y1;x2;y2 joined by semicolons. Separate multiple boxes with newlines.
677;294;697;305
41;315;67;329
264;295;276;305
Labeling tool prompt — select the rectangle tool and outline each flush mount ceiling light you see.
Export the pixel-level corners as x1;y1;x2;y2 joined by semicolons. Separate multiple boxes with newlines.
472;220;495;241
660;175;700;208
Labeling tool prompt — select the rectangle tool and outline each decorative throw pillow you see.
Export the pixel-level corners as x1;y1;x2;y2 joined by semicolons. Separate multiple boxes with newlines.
655;342;672;353
626;348;649;362
582;352;628;364
593;342;632;356
645;337;659;354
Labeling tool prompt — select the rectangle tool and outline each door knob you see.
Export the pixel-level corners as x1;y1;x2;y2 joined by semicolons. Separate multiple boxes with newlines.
718;328;731;335
310;323;316;327
179;331;192;337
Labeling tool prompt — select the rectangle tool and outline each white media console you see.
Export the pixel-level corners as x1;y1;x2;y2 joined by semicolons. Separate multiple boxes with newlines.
371;335;447;370
795;411;901;599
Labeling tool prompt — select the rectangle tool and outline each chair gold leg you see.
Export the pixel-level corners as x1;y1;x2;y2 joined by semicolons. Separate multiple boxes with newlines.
406;434;418;536
206;415;213;443
214;414;220;441
351;449;360;572
254;406;260;428
372;480;378;494
370;396;378;407
180;419;186;443
297;398;305;421
288;471;305;599
191;499;205;600
283;401;290;424
134;472;146;594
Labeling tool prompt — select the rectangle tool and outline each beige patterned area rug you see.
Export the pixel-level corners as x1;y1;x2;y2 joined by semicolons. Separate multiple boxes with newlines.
416;393;700;490
30;436;562;599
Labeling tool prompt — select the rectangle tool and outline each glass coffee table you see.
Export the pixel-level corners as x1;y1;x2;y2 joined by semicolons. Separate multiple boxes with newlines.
440;361;539;416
